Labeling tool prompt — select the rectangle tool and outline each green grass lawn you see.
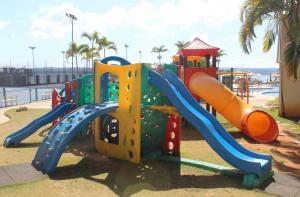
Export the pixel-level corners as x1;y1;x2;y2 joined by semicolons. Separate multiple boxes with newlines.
263;98;300;133
0;108;272;196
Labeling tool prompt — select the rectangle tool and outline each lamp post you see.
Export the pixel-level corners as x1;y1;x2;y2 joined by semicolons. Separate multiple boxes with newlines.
29;46;36;85
66;13;77;80
139;50;141;63
125;44;129;60
61;51;66;82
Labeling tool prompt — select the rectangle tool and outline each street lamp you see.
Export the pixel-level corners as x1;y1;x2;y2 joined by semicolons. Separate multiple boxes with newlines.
61;51;66;82
125;44;129;60
66;13;77;80
139;50;142;63
29;46;36;85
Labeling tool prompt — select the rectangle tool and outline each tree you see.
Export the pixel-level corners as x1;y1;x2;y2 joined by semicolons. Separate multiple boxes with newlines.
174;41;191;49
81;31;101;63
80;45;99;74
97;36;117;58
151;45;168;65
65;42;87;76
216;49;227;67
240;0;300;79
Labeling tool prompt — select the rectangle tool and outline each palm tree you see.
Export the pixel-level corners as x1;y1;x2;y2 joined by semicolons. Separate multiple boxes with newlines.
174;41;191;49
240;0;300;79
81;31;101;63
97;36;117;58
79;45;99;73
151;45;168;65
65;42;88;76
216;49;227;67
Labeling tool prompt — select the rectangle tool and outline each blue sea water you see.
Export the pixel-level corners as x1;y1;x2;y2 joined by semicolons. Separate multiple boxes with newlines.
221;67;280;97
220;67;279;83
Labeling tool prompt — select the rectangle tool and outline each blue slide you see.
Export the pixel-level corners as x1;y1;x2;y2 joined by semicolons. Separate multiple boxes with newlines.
3;103;75;147
32;102;118;173
149;70;272;177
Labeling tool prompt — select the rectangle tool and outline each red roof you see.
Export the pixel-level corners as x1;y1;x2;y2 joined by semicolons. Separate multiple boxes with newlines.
179;37;219;57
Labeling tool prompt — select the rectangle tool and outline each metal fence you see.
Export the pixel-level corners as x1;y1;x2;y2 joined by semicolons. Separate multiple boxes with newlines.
0;86;62;108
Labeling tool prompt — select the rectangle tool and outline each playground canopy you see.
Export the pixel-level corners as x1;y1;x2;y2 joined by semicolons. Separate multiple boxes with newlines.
178;37;219;57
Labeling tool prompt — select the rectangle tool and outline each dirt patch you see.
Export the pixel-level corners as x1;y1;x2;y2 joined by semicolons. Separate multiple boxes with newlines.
240;128;300;177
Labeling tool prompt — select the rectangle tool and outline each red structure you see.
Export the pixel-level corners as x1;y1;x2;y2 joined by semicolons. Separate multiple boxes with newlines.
175;37;219;114
51;88;61;125
51;88;60;108
164;114;181;155
65;80;78;104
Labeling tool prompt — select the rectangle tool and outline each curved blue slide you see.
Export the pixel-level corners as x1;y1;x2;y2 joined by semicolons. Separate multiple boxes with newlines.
32;102;118;173
4;103;75;147
149;70;272;177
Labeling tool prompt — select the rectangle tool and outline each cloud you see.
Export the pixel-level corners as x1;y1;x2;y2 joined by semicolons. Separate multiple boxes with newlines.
0;20;11;30
29;0;243;39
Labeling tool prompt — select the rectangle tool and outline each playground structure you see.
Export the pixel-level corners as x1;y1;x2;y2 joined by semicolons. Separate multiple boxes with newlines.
3;52;279;187
218;70;252;104
173;37;278;143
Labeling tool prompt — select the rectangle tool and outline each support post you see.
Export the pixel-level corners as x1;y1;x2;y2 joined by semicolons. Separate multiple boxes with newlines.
29;88;32;103
35;88;38;101
212;56;217;117
183;56;188;67
230;68;233;91
3;88;7;107
206;55;211;113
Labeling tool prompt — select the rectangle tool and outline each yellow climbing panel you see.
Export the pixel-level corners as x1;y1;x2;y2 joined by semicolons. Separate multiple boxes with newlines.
94;61;141;164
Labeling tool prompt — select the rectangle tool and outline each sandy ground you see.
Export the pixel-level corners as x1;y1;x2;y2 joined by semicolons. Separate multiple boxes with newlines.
248;92;276;108
0;100;51;124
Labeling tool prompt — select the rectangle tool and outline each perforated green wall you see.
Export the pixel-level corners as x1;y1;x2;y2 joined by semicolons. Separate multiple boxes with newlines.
77;74;94;106
140;64;176;155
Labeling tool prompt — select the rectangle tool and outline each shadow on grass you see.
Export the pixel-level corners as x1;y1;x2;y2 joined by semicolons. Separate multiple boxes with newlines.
272;160;300;178
181;124;243;141
50;157;244;196
38;126;52;137
14;142;41;148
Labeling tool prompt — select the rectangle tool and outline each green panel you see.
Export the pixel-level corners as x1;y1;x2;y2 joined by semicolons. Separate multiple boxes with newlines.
108;83;119;101
77;74;94;136
77;74;94;106
242;171;274;188
141;64;177;155
159;155;238;176
164;63;178;73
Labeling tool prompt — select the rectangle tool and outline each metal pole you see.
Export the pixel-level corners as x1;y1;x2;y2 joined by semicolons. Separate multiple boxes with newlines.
33;50;35;85
71;19;74;80
125;44;129;60
29;88;32;103
3;88;7;107
62;51;65;82
230;68;234;91
29;46;36;85
35;88;38;101
139;50;141;63
66;13;77;80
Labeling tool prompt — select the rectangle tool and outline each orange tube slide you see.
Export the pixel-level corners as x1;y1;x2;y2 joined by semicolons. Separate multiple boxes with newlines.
189;72;278;143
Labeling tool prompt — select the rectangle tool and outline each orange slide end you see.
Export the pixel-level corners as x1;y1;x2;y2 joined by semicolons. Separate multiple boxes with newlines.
189;72;278;143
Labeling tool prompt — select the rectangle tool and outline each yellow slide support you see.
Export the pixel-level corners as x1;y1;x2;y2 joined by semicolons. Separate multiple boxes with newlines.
94;61;141;163
189;72;278;143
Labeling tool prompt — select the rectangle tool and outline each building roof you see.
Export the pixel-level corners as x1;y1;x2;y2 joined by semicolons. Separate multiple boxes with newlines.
179;37;219;57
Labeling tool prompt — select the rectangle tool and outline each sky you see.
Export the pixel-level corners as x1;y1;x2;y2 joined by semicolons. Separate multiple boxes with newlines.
0;0;279;68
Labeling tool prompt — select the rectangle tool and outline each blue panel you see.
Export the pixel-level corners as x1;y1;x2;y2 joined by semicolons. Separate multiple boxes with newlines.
3;103;75;147
100;56;131;65
32;102;118;173
148;70;271;177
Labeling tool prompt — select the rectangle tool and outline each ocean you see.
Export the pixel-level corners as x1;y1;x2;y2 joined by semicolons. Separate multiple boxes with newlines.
220;67;279;83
